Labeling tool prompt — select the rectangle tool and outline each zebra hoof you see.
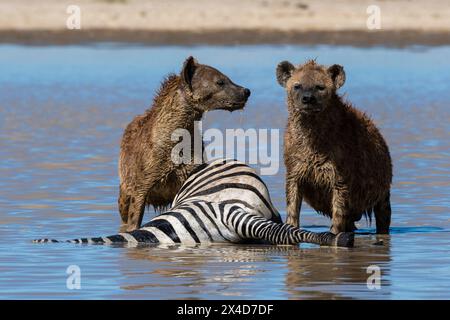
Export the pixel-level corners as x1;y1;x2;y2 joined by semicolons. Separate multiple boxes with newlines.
335;232;354;248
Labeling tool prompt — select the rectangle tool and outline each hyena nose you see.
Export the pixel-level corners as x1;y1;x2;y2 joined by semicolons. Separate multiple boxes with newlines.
243;88;251;98
302;95;316;104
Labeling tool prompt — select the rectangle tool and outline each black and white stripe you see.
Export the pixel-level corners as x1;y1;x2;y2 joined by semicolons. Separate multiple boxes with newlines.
33;159;354;247
172;158;282;223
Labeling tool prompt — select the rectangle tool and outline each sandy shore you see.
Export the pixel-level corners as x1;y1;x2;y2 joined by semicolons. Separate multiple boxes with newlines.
1;0;449;46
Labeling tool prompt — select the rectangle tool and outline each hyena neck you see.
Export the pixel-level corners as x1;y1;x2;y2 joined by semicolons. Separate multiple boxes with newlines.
178;92;206;122
180;99;204;122
151;74;204;122
167;92;205;166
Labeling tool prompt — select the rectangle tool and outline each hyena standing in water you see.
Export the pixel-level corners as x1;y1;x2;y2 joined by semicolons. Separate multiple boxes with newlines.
119;57;251;231
276;59;392;234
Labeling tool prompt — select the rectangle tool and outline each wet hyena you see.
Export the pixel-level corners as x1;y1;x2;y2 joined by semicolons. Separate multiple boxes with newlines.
119;56;251;231
277;59;392;234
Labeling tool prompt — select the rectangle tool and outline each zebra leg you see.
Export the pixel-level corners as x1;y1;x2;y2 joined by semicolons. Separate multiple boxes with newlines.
231;211;354;247
293;227;354;247
33;229;161;245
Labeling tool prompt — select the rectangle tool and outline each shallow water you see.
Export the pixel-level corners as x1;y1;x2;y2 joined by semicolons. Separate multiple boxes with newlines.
0;44;449;299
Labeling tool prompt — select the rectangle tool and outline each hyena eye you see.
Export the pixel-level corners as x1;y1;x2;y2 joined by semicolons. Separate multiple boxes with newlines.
216;79;225;86
293;83;302;90
316;85;325;91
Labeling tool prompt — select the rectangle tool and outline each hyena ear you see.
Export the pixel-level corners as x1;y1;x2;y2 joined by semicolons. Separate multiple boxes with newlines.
181;56;198;90
276;61;295;87
327;64;346;89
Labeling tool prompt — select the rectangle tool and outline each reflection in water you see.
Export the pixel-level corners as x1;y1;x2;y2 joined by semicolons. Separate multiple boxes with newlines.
284;236;391;299
0;45;449;299
120;245;275;298
115;238;393;299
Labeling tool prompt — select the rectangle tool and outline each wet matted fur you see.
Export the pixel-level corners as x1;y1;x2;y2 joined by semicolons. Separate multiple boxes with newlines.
277;59;392;234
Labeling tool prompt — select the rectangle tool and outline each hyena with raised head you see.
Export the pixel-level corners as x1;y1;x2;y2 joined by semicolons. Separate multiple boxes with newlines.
119;57;251;231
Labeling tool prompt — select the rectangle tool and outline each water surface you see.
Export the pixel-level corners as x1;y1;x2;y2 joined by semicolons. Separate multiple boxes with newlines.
0;44;449;299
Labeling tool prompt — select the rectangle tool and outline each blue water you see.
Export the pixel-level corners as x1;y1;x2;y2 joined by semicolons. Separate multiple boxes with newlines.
0;44;449;299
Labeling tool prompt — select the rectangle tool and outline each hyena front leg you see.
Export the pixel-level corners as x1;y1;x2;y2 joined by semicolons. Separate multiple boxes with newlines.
330;187;352;234
374;192;391;234
118;185;131;225
126;161;167;231
286;176;302;228
126;190;147;232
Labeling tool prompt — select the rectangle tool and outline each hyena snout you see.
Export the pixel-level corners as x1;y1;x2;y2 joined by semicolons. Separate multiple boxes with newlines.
243;87;251;99
225;86;251;110
234;86;251;102
301;92;317;104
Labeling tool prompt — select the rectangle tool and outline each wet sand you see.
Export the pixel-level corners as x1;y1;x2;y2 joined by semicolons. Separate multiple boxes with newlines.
2;29;450;47
1;0;450;46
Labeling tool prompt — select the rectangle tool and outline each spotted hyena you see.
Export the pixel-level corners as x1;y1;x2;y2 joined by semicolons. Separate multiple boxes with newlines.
276;59;392;234
119;57;251;231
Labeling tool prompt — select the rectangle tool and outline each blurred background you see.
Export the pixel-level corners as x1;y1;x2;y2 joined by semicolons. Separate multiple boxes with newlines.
0;0;449;46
